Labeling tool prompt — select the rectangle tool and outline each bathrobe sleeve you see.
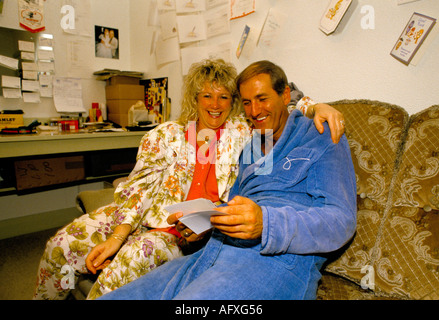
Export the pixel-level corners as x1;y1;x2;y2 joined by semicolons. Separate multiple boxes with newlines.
260;138;357;255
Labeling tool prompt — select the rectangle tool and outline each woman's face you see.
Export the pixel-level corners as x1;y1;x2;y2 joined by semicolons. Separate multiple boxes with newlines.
196;81;232;131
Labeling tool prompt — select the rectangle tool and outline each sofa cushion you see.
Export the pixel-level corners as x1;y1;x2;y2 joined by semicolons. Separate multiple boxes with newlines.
371;105;439;299
322;100;409;290
392;105;439;210
373;206;439;299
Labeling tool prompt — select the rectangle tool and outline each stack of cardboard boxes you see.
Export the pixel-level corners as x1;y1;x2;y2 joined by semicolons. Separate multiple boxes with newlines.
105;76;144;127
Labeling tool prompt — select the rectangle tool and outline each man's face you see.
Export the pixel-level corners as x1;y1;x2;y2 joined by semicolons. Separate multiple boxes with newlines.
239;73;290;142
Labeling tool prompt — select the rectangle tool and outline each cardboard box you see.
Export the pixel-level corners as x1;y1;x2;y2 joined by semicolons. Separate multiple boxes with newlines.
106;76;140;86
14;156;85;190
108;113;129;127
0;114;24;129
105;84;144;100
107;99;141;114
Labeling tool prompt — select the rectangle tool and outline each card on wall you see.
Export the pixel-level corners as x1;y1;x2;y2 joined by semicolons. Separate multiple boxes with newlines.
319;0;352;35
390;12;437;65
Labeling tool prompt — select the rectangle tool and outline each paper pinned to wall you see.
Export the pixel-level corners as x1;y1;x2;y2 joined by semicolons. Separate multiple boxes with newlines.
0;55;19;70
155;36;180;66
176;14;207;44
230;0;255;20
257;8;287;48
53;77;86;113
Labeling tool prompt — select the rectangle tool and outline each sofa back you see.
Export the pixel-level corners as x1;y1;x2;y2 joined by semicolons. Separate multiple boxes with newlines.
323;100;409;289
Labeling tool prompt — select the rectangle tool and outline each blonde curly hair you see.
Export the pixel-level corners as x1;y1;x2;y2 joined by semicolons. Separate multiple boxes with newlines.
177;59;242;125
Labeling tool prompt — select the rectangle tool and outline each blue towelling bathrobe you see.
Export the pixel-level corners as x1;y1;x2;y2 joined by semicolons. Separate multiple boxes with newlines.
100;110;357;300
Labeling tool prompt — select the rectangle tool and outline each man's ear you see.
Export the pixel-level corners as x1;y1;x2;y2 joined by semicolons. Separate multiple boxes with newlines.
282;85;291;106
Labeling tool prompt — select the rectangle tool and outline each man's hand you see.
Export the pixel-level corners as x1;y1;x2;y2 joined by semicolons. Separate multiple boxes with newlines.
311;103;345;144
211;196;263;240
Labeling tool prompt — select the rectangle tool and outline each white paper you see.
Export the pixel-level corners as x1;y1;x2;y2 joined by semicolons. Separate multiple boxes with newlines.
230;0;255;20
257;8;287;48
164;198;226;234
23;92;41;103
22;62;38;71
205;4;230;38
159;11;178;40
177;14;207;43
206;0;228;10
22;71;38;80
157;0;176;11
155;36;180;66
0;55;19;70
38;49;54;61
39;86;53;98
22;80;40;92
38;61;55;72
2;88;22;99
18;40;35;52
21;51;35;60
1;76;21;88
53;77;86;113
176;0;206;14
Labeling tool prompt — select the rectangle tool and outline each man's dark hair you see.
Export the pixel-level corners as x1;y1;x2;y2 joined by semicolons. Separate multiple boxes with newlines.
236;60;288;96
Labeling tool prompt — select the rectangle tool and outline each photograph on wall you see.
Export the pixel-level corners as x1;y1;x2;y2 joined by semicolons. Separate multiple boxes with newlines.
0;0;4;15
94;25;119;59
140;77;169;123
390;12;436;65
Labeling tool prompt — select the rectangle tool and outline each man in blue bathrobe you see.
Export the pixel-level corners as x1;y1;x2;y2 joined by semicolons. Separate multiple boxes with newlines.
99;60;357;300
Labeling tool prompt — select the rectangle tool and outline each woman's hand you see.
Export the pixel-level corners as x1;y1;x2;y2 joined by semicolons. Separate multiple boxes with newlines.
309;103;345;144
85;224;131;274
167;212;208;242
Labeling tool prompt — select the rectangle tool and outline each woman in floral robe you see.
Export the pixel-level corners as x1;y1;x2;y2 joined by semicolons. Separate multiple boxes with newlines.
33;59;344;299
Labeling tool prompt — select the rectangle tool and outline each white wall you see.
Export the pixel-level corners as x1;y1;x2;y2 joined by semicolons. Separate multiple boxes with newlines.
228;0;439;115
1;0;438;122
139;0;439;117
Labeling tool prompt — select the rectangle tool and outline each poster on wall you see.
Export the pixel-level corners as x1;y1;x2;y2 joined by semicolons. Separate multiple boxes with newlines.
0;0;5;15
140;77;169;123
390;12;436;65
94;25;119;59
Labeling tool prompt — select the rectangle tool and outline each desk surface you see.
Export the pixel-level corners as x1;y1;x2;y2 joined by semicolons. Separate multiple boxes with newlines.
0;130;146;158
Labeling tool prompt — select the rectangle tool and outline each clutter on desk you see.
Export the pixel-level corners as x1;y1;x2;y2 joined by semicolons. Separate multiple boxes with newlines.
0;109;24;129
0;119;40;134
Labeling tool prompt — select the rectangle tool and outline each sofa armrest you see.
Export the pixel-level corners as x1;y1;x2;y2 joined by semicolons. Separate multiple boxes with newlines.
76;188;115;214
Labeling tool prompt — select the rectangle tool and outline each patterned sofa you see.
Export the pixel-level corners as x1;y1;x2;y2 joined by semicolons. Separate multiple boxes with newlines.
317;100;439;300
75;100;439;300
